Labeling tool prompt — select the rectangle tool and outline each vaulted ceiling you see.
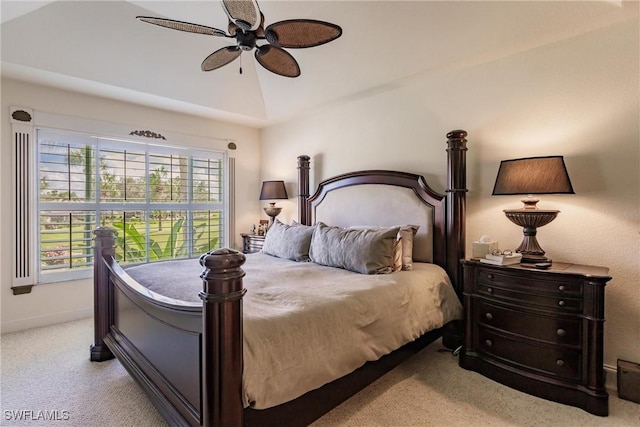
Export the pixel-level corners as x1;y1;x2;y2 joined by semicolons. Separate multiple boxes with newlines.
1;1;635;128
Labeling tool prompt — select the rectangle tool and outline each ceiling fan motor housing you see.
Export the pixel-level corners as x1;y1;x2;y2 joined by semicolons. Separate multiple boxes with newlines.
237;31;257;51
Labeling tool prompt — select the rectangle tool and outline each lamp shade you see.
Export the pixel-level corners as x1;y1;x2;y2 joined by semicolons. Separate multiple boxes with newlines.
492;156;574;196
259;180;288;200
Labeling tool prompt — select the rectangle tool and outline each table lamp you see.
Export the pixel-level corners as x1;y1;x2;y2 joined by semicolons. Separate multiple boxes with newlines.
492;156;574;263
259;180;288;227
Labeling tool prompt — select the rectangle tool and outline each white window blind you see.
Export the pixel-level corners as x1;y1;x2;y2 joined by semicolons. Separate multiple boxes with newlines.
37;129;226;283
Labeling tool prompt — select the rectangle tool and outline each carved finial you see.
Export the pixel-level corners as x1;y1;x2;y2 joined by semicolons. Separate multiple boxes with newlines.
446;130;468;151
446;130;467;140
94;227;116;238
297;155;310;167
199;249;246;274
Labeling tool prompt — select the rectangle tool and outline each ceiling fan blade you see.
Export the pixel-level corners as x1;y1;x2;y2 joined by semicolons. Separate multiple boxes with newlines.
265;20;342;48
255;45;300;78
222;0;261;32
137;16;228;37
228;13;265;37
202;46;241;71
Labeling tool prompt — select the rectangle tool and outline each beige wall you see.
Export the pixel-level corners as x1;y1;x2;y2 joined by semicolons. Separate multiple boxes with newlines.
260;19;640;366
0;78;261;332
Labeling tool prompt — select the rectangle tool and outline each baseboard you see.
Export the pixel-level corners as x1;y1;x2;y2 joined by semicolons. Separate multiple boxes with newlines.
604;363;617;392
0;307;92;334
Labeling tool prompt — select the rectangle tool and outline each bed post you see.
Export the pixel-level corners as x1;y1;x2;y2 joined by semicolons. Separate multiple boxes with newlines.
90;227;116;362
298;155;312;225
445;130;468;298
443;130;467;350
199;249;247;427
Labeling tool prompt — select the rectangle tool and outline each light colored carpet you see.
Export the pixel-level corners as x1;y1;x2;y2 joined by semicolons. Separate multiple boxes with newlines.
1;318;638;426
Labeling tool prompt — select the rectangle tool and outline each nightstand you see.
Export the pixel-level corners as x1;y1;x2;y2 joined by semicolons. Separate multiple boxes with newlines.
241;233;265;254
459;259;611;416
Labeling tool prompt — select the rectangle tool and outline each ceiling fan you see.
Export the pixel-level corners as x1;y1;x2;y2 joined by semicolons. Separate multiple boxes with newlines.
137;0;342;78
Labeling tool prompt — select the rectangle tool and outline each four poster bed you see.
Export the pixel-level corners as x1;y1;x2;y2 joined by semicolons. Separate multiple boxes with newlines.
90;130;468;426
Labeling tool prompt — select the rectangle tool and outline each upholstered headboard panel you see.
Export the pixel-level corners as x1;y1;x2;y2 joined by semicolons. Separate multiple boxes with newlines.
307;170;447;268
313;184;435;263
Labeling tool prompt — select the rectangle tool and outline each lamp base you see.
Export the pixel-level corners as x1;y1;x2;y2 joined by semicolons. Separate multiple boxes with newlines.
519;253;552;264
504;209;559;264
263;205;282;228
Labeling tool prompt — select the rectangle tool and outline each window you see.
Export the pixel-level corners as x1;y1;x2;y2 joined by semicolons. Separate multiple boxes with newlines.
37;129;226;283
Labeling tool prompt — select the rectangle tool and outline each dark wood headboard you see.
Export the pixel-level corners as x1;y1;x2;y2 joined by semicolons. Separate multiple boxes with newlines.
295;130;467;297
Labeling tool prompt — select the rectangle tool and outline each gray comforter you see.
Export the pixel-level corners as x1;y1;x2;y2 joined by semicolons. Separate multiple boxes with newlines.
125;252;463;409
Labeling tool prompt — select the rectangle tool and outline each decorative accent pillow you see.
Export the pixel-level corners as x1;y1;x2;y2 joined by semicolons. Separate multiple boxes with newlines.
348;224;419;271
398;225;419;270
309;222;400;274
261;219;314;261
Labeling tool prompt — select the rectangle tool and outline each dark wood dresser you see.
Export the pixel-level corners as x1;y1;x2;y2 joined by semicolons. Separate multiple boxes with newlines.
241;233;265;254
459;259;611;416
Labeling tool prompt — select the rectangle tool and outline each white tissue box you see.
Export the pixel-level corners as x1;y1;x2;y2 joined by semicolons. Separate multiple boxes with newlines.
472;241;498;258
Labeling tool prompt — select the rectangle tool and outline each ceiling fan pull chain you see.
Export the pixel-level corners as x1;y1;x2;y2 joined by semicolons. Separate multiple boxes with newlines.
239;54;243;75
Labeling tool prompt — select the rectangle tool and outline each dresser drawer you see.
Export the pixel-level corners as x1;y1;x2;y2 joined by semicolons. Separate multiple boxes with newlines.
477;327;582;381
242;234;265;254
477;283;582;312
477;269;582;312
478;268;582;296
475;299;581;346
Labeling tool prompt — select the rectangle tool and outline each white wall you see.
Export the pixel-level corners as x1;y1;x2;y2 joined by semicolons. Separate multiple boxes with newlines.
260;19;640;366
0;79;261;333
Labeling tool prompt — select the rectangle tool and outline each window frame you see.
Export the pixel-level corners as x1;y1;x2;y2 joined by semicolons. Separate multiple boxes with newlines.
32;122;229;285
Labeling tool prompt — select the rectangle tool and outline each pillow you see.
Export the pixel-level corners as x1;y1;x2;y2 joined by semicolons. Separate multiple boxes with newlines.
348;224;419;271
261;219;314;261
392;238;402;272
309;222;400;274
398;225;419;270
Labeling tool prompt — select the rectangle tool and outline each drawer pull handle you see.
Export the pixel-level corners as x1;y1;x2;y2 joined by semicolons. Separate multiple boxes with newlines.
487;274;494;280
487;287;493;294
485;339;493;347
556;359;565;367
558;300;565;307
556;329;566;337
485;313;493;320
558;285;566;291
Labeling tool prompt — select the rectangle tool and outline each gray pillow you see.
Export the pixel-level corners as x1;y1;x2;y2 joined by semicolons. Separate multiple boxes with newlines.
261;219;314;261
309;222;400;274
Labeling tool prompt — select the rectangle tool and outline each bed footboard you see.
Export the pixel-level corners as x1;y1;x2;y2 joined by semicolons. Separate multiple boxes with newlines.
92;228;248;427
